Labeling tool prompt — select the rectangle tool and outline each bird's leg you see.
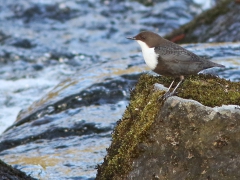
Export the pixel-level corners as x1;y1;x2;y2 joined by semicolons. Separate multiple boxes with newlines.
162;76;184;99
171;80;183;95
166;80;175;92
162;79;175;99
169;75;184;96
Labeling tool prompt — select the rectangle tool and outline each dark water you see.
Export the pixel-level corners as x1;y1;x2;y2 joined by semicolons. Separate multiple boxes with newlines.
0;0;239;179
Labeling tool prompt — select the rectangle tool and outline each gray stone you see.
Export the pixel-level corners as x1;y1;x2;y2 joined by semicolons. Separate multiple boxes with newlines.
128;96;240;179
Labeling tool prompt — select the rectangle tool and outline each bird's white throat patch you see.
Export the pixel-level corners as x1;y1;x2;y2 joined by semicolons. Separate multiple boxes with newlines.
136;40;158;70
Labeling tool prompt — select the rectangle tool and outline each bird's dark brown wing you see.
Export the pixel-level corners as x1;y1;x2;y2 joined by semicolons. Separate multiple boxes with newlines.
154;46;209;76
153;39;224;77
154;46;203;64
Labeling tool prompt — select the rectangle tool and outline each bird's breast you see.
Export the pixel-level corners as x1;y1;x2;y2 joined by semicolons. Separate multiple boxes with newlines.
142;48;158;70
136;40;158;70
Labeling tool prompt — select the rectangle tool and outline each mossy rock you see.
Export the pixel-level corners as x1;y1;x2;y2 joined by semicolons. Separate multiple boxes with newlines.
96;74;240;180
164;0;232;43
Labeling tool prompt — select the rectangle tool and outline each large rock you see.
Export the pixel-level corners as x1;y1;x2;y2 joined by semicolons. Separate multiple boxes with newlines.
165;0;240;43
96;74;240;180
128;97;240;179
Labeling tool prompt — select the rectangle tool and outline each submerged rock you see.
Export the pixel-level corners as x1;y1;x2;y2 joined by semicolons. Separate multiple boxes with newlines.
0;159;36;180
96;74;240;179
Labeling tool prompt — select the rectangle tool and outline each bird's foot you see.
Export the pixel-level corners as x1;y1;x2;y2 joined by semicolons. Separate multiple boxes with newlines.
160;91;176;100
154;83;177;100
163;91;173;100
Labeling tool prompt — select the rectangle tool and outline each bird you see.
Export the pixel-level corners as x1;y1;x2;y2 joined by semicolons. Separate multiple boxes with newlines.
127;31;225;99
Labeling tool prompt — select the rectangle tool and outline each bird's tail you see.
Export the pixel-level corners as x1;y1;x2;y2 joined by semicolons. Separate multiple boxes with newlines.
211;62;225;68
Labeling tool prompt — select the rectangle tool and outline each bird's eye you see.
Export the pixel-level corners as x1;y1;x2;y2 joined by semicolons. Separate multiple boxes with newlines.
140;35;145;40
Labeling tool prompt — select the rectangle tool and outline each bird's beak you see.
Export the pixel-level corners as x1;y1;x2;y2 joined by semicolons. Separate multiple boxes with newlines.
126;37;136;40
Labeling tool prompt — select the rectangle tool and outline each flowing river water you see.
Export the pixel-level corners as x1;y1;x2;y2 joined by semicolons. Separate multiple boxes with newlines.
0;0;239;179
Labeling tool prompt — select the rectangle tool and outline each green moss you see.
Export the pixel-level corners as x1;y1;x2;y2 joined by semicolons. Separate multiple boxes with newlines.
96;74;240;179
164;0;231;43
96;74;165;180
178;74;240;107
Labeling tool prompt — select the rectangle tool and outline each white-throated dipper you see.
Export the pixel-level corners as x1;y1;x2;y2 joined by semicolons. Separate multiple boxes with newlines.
127;31;225;98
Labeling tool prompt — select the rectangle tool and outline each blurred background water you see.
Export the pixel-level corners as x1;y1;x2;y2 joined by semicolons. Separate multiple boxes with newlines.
0;0;239;179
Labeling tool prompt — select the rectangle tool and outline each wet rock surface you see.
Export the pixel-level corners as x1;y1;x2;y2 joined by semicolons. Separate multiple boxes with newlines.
0;159;36;180
165;0;240;43
0;0;239;179
0;74;139;152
